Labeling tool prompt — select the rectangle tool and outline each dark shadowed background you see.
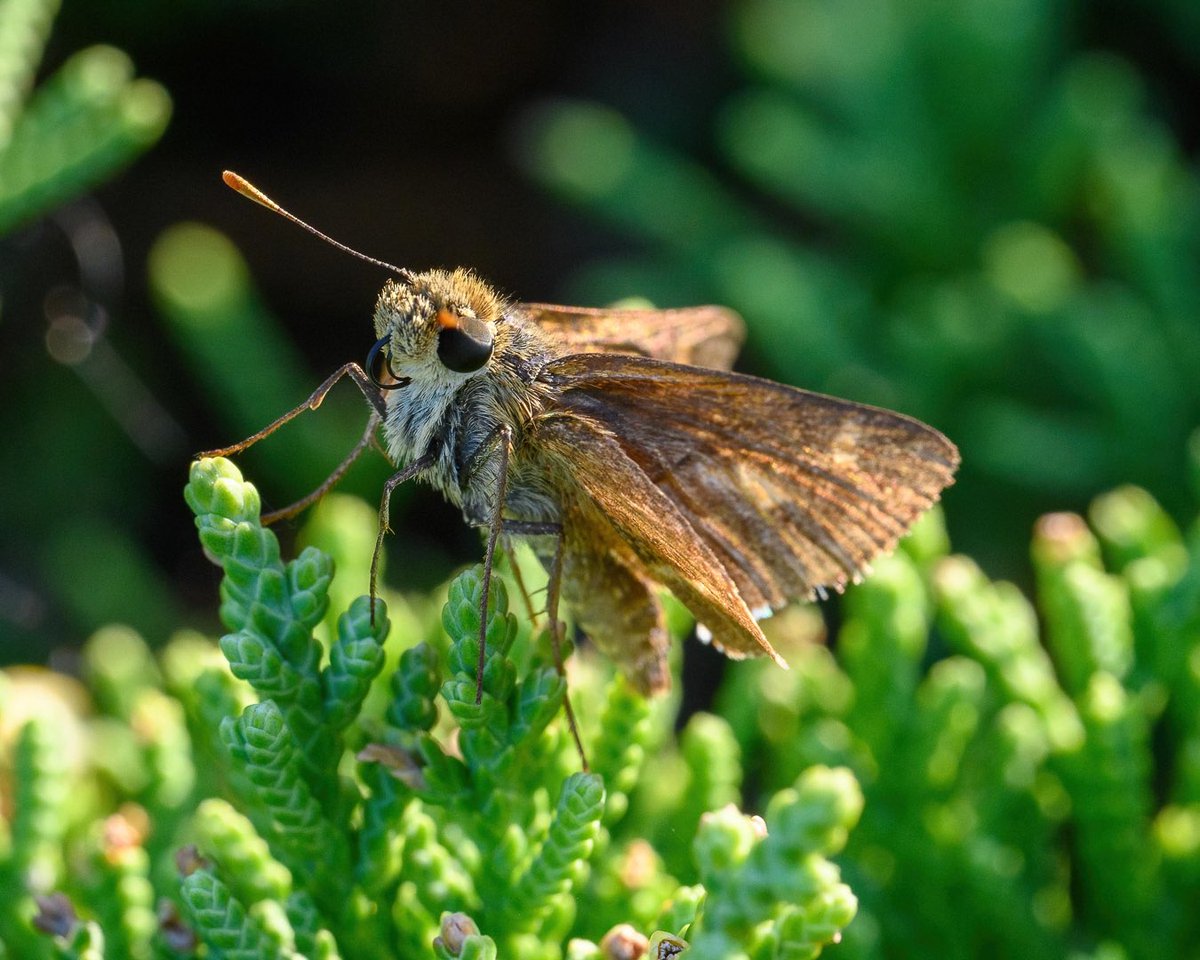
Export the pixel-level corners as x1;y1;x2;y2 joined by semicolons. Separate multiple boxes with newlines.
3;0;1200;666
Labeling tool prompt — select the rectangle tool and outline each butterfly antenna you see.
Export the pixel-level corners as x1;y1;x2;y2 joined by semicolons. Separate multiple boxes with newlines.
222;171;415;282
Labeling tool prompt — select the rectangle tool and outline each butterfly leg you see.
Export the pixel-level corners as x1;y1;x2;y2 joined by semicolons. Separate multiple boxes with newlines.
261;410;382;524
502;519;588;770
465;426;585;767
476;424;515;705
198;362;390;524
501;540;540;629
544;529;589;771
199;362;387;459
369;452;437;624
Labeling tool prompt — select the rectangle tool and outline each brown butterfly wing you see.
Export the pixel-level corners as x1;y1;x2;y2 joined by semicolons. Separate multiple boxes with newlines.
520;303;744;370
537;354;959;657
556;510;674;695
534;409;786;671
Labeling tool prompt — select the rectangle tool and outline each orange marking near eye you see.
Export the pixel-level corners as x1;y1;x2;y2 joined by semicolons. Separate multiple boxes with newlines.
437;308;460;330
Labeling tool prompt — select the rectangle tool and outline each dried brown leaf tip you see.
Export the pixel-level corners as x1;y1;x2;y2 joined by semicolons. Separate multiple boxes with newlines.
157;898;198;953
32;892;77;938
601;923;649;960
434;911;481;956
647;932;687;959
174;843;209;877
357;742;428;791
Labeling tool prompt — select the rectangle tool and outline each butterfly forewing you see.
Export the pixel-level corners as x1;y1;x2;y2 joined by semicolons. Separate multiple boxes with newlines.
520;303;744;370
536;354;958;655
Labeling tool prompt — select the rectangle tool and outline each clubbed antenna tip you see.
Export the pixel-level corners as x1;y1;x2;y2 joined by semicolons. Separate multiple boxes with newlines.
220;169;414;282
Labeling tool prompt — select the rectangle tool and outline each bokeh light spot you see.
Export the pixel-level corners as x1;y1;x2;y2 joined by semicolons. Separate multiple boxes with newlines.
148;223;247;321
983;221;1080;313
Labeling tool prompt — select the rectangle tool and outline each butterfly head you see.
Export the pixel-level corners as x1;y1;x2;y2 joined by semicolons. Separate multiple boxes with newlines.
369;268;505;389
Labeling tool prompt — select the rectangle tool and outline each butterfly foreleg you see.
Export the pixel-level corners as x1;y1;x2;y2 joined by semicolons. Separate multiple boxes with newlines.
369;451;437;625
262;410;382;524
198;362;389;525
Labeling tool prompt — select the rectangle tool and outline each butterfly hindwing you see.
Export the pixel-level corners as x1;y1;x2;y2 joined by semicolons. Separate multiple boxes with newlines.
536;354;959;649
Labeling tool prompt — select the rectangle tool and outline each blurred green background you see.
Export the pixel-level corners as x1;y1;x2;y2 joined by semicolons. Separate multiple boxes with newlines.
2;0;1200;663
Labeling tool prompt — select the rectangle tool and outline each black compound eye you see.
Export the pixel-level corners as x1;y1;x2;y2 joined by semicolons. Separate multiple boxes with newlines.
436;311;494;373
365;336;409;390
